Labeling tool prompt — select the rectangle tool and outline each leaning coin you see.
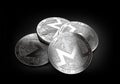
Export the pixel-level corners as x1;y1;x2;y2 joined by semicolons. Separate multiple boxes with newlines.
36;17;70;44
58;21;99;51
15;33;48;66
48;32;93;74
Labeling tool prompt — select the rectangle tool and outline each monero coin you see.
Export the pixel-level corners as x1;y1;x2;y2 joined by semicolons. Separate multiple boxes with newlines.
48;32;93;74
36;17;69;44
15;33;48;66
58;21;99;51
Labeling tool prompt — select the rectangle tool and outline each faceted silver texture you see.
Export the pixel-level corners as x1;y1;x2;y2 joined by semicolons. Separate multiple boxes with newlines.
58;21;99;51
15;33;48;66
48;32;93;74
15;17;99;74
36;17;70;44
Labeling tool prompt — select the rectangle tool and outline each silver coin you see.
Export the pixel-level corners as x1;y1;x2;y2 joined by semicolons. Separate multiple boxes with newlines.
58;21;99;51
15;33;48;66
48;32;93;74
36;17;70;44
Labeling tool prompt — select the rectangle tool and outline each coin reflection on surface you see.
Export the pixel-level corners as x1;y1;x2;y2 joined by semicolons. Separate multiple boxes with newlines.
36;17;70;44
15;33;48;66
59;21;99;51
48;32;93;74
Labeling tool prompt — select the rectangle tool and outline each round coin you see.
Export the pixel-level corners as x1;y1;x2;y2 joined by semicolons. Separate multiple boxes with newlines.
15;33;48;66
58;21;99;51
48;32;93;74
36;17;70;44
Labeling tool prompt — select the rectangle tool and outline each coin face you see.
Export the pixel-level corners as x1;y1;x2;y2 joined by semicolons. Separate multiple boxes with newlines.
15;33;48;66
58;21;99;51
48;32;93;74
36;17;70;44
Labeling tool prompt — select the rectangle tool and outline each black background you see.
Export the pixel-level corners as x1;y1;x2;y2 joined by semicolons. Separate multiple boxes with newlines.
1;1;118;83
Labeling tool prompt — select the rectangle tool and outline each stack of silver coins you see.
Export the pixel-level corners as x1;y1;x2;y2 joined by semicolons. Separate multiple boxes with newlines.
15;17;99;74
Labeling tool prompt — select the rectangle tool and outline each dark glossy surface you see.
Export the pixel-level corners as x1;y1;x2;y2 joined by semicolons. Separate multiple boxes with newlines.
15;33;48;66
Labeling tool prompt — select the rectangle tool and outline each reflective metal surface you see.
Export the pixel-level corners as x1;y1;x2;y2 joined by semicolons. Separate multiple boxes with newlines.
48;32;93;74
15;33;48;66
58;21;99;51
36;17;70;44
